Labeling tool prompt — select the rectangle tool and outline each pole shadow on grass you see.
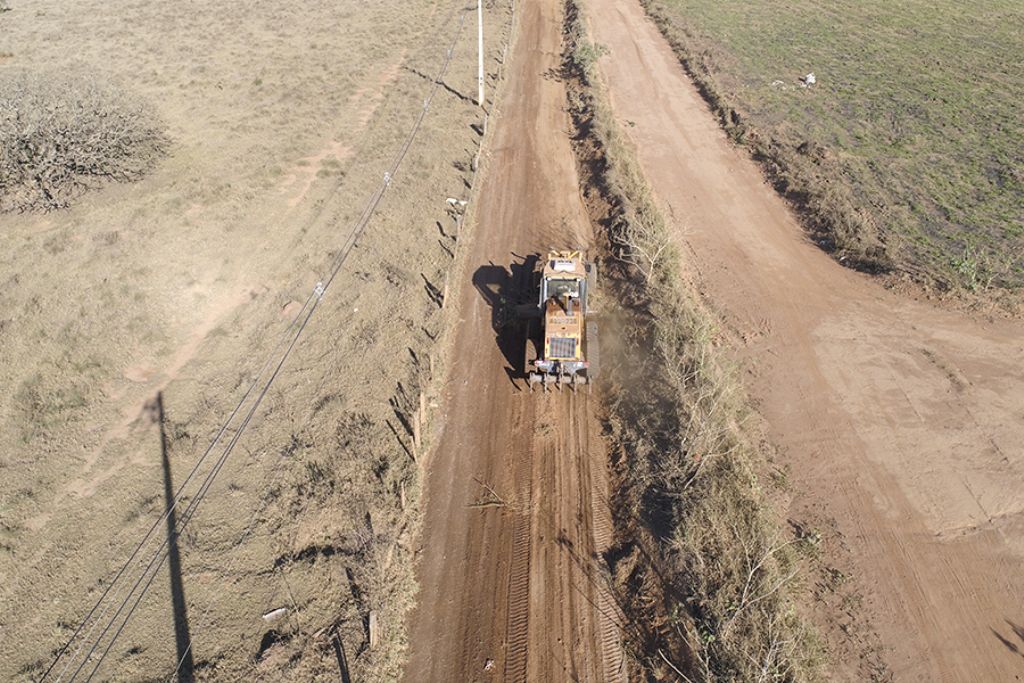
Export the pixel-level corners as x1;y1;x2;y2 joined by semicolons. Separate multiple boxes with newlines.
402;65;473;104
472;253;540;387
156;392;194;682
992;620;1024;660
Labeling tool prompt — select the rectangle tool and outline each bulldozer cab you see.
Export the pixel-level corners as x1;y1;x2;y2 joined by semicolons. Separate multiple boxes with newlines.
538;251;588;313
545;277;580;301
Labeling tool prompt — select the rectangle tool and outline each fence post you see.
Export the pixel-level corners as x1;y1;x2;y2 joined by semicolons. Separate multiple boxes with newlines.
369;611;380;650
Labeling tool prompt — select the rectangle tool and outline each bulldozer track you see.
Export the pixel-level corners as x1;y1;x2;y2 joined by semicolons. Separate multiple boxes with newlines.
502;513;532;681
584;400;628;683
503;428;534;682
574;395;627;683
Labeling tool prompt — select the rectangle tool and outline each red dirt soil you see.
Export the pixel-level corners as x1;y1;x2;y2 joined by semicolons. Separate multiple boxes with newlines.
405;1;625;681
587;1;1024;681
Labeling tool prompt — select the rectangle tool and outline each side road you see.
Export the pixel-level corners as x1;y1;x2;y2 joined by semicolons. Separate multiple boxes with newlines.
587;0;1024;680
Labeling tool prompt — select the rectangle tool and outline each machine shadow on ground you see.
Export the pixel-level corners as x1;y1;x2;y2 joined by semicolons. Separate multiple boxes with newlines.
472;253;540;386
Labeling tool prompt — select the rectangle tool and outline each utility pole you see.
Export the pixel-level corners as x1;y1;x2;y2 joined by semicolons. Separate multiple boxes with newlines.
477;0;485;107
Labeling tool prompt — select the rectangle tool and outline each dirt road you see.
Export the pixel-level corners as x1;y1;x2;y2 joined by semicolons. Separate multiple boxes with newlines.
587;1;1024;680
405;1;625;681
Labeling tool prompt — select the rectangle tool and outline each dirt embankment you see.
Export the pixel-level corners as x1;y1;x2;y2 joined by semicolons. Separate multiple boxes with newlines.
587;1;1024;680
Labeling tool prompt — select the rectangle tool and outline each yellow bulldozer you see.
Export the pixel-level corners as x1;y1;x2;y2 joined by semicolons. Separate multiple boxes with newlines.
519;250;599;390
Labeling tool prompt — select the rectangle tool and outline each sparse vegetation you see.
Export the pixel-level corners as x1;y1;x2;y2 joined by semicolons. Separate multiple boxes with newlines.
0;70;167;212
0;0;516;679
641;0;1024;291
573;40;608;80
565;3;821;679
252;409;420;682
13;372;88;445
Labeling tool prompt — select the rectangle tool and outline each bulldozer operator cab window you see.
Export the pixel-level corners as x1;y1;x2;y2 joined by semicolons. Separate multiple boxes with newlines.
547;278;580;300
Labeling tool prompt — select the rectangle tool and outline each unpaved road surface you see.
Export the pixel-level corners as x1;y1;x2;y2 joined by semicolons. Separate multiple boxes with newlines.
588;1;1024;680
405;1;625;681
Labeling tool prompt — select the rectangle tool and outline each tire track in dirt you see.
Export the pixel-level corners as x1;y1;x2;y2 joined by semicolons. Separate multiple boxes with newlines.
560;393;623;683
404;0;625;680
502;514;532;681
582;398;628;683
503;430;533;682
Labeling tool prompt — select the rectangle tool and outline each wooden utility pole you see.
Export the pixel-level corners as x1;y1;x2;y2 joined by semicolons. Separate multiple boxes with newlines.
477;0;485;107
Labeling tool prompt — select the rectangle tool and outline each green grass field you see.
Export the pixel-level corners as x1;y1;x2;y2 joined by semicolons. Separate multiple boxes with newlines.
643;0;1024;289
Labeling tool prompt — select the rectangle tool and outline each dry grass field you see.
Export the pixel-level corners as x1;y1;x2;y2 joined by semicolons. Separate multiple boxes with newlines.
642;0;1024;290
0;0;512;680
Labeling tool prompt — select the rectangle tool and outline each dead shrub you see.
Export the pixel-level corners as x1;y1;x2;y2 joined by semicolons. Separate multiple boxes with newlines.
0;69;167;212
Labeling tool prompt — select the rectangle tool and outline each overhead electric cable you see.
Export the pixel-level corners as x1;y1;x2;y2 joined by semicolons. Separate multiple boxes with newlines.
44;2;477;679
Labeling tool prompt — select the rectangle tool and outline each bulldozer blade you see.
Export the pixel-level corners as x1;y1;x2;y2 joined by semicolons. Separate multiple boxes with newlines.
527;372;587;392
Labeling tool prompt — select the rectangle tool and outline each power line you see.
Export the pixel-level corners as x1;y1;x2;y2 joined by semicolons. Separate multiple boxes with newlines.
43;292;318;683
166;6;490;679
43;3;476;680
77;297;320;682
